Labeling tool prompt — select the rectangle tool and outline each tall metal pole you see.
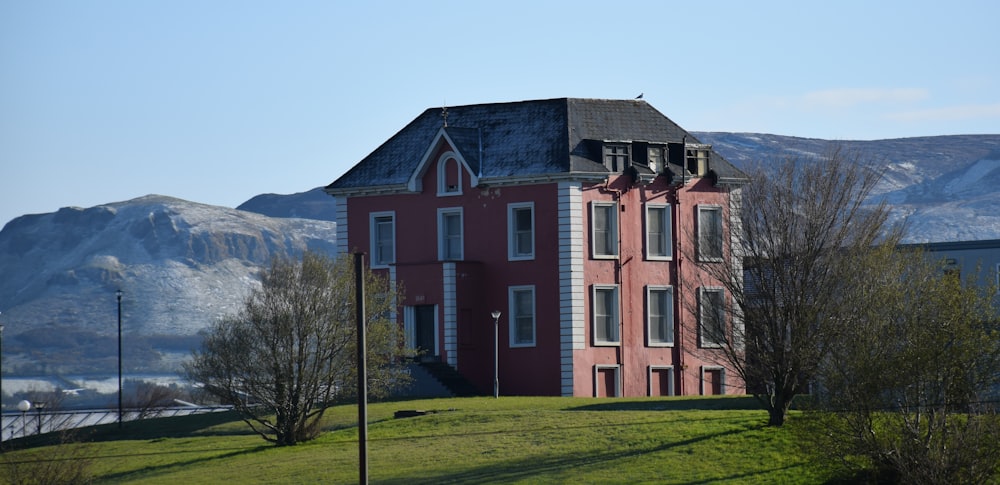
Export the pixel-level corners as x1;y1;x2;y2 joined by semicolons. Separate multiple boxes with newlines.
354;253;368;484
116;289;123;428
491;311;501;399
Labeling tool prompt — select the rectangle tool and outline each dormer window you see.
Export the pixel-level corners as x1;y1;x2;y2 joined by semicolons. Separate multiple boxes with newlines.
648;146;664;174
437;151;462;196
603;143;630;172
686;145;710;177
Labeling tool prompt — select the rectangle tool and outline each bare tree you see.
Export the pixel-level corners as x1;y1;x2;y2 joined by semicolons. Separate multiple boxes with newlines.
687;148;900;426
123;380;189;419
806;247;1000;484
184;251;411;446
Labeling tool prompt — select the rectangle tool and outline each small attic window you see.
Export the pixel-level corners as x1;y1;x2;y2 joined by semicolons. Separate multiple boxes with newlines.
437;152;462;196
685;146;710;177
603;143;630;172
648;146;664;174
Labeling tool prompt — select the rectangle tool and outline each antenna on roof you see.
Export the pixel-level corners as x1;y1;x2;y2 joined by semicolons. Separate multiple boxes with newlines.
441;103;449;128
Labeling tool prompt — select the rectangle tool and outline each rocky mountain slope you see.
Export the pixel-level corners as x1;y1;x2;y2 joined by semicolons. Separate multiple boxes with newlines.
0;195;337;375
1;133;997;377
694;133;1000;243
236;187;336;221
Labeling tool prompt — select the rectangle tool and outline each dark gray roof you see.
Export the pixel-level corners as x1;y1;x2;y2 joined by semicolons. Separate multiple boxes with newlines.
327;98;745;192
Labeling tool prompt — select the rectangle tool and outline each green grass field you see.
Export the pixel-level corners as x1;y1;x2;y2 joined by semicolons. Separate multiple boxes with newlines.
0;396;841;484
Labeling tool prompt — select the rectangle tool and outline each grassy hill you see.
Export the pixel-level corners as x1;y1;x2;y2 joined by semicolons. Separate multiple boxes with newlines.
0;396;841;484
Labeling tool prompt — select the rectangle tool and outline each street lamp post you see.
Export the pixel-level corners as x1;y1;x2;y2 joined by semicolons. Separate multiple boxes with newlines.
116;289;123;428
491;311;501;399
32;402;44;435
16;400;29;439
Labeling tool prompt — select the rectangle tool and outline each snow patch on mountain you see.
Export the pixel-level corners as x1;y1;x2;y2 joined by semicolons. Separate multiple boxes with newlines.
943;158;1000;197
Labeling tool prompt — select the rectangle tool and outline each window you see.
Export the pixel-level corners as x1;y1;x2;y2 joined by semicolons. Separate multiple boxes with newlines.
508;203;535;260
509;286;536;347
649;366;674;396
591;202;618;258
645;204;672;260
701;366;726;395
686;146;709;176
370;212;395;267
698;205;724;261
438;208;463;260
594;365;621;397
647;286;674;346
603;143;629;172
648;146;664;173
437;152;462;196
592;285;620;345
699;287;726;348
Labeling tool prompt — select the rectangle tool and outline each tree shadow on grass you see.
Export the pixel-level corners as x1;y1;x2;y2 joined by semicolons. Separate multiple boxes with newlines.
81;410;253;442
372;426;776;484
86;444;270;483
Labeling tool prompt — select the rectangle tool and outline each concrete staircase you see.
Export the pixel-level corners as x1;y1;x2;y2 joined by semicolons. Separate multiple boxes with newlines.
413;361;482;397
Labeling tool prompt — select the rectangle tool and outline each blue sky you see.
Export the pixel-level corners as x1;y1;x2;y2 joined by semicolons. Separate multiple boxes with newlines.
2;1;998;227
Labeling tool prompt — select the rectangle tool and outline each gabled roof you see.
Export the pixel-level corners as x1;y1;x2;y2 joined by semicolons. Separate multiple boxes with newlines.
326;98;745;194
405;127;481;192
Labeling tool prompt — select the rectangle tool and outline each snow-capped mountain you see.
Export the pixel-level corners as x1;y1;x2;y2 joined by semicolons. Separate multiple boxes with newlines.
0;195;337;375
694;133;1000;243
0;133;997;377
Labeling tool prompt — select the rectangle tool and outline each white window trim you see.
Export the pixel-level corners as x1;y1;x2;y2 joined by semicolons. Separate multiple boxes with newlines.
591;284;620;346
700;366;726;395
644;203;673;261
437;207;464;261
593;365;621;397
697;204;724;262
369;211;395;269
508;285;536;348
507;202;535;261
436;151;463;197
590;201;619;259
699;286;726;348
646;285;674;347
648;365;675;397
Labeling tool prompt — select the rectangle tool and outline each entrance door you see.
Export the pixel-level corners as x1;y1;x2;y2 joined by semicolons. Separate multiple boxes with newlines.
415;304;437;359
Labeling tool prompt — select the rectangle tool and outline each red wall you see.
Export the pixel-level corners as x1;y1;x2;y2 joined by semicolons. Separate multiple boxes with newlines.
345;141;565;395
344;139;742;397
572;173;743;397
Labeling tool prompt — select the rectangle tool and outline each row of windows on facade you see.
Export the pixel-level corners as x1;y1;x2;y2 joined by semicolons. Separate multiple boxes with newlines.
501;284;727;350
603;142;711;177
597;365;727;397
434;144;712;201
369;202;725;267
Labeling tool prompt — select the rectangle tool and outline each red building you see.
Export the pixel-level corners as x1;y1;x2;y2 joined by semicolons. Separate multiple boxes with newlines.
325;98;746;397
